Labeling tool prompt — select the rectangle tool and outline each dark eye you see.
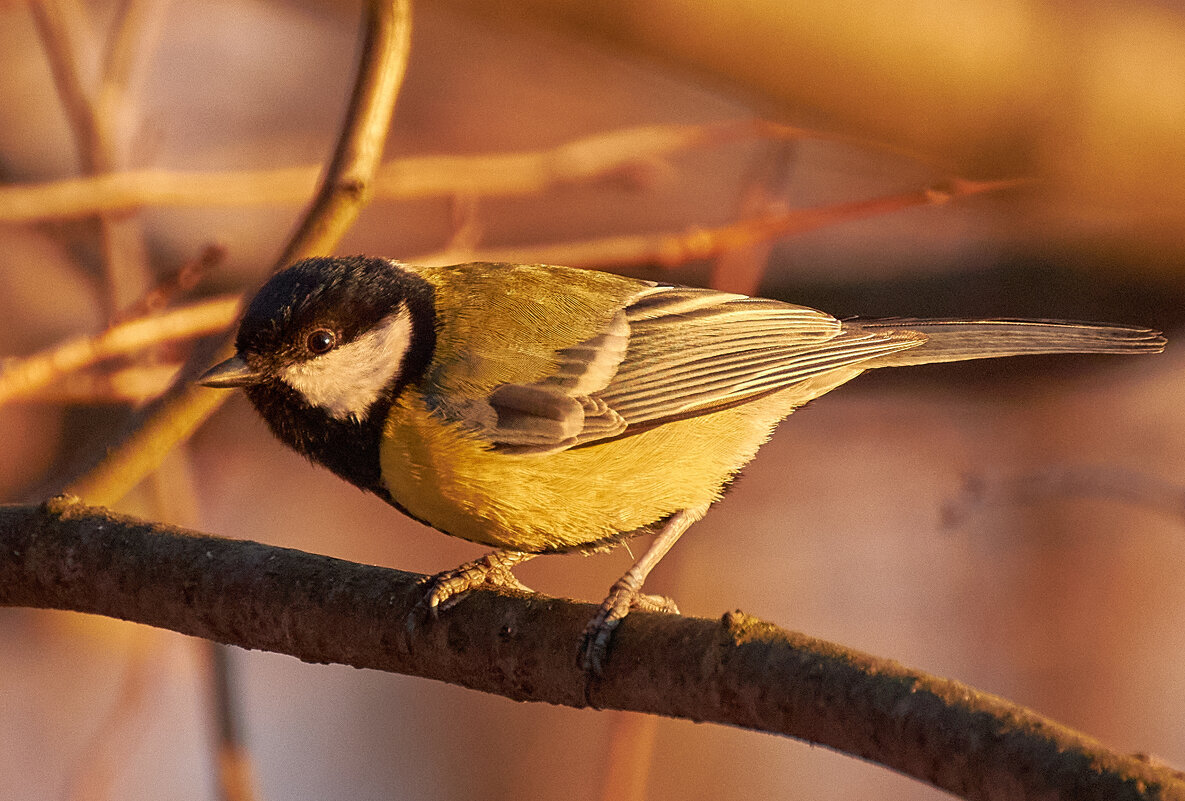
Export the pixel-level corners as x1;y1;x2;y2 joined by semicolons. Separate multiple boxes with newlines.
306;329;337;355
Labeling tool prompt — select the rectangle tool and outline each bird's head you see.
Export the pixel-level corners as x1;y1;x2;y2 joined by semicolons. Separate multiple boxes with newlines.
201;256;436;425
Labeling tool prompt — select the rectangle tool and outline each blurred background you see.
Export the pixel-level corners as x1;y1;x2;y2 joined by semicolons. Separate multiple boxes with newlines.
1;0;1183;799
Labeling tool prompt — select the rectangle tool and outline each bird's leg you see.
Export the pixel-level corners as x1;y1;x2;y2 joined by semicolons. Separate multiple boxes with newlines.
422;549;537;613
581;506;706;674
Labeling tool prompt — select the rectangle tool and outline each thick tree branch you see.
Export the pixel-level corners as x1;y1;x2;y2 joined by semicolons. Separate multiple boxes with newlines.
1;499;1181;801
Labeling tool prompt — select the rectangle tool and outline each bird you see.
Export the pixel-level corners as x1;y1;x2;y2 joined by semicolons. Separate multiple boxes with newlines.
199;255;1165;671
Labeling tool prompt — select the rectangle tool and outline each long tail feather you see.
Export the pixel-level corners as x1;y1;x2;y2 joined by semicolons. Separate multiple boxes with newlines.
852;318;1165;368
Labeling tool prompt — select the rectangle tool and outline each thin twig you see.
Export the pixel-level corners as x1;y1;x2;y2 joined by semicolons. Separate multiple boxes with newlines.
0;166;315;221
113;243;226;323
442;194;484;255
63;0;413;506
15;364;183;405
0;295;240;406
207;641;258;801
2;498;1182;801
29;0;105;173
64;634;167;801
275;0;413;267
91;0;159;317
144;432;257;801
95;0;157;132
708;135;798;294
0;121;836;223
30;0;158;316
419;177;1030;269
943;465;1185;532
599;714;660;801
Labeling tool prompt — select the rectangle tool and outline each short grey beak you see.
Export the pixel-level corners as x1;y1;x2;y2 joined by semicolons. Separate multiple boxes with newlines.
199;355;261;388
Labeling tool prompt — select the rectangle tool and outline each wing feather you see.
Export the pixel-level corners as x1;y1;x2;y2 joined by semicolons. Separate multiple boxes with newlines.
444;284;923;453
603;332;921;424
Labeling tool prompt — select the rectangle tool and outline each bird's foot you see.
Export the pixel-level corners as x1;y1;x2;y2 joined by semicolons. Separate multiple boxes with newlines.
418;550;534;616
630;592;680;614
579;578;680;675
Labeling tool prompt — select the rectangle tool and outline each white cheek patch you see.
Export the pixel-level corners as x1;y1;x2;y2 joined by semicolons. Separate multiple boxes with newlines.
281;307;413;421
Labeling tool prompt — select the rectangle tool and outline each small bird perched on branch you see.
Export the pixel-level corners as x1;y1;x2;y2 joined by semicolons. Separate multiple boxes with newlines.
200;256;1165;671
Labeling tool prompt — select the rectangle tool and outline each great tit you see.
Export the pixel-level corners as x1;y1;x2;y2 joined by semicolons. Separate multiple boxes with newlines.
200;256;1165;670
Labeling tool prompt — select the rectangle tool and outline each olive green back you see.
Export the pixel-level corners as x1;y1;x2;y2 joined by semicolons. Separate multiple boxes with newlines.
411;262;647;400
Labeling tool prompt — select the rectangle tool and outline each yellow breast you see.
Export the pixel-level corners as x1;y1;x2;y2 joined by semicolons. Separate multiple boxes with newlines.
378;370;862;553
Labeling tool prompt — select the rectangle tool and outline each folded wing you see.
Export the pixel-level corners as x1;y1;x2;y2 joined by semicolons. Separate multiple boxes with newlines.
451;285;924;454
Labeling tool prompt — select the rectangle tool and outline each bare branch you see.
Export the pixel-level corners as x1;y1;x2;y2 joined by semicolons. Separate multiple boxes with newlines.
1;498;1181;801
63;0;414;507
419;177;1029;269
0;166;318;222
30;0;159;315
113;243;226;323
275;0;413;268
95;0;158;129
944;466;1185;531
708;136;798;294
0;295;240;406
0;120;876;224
206;641;259;801
29;0;105;173
599;714;660;801
16;364;181;405
64;634;164;801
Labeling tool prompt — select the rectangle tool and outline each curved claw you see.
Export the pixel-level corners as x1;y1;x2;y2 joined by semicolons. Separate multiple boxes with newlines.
406;551;536;641
631;592;680;614
578;507;704;674
579;584;681;675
